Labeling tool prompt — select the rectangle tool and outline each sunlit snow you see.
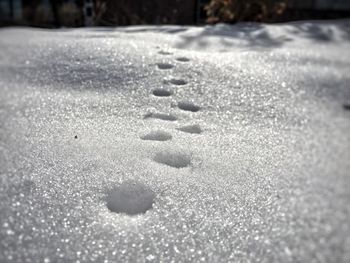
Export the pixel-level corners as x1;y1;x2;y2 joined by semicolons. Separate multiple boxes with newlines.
0;19;350;262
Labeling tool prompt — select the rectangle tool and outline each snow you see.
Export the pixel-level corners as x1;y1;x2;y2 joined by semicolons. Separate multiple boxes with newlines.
176;57;191;62
152;88;172;97
140;130;172;141
177;101;201;112
106;181;155;215
156;62;175;70
0;19;350;262
166;77;188;86
177;124;202;134
153;149;192;168
144;112;178;121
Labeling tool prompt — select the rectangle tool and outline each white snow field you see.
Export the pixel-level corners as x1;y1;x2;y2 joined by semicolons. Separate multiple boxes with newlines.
0;19;350;262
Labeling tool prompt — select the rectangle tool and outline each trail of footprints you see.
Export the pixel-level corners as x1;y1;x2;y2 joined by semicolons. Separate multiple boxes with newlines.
107;49;203;215
145;51;202;163
106;49;349;216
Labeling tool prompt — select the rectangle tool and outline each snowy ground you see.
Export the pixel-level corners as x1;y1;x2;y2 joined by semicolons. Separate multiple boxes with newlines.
0;20;350;262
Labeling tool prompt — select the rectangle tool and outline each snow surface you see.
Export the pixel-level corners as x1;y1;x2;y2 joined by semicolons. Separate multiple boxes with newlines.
106;181;155;215
140;130;172;141
0;19;350;262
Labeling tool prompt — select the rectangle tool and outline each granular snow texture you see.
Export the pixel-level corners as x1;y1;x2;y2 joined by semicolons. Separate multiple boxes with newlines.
0;20;350;262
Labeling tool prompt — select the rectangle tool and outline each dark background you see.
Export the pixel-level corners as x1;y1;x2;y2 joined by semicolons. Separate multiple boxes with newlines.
1;0;350;28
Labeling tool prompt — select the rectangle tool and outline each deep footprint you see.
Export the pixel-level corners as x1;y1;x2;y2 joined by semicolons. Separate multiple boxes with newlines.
152;88;172;97
176;57;190;62
153;150;191;168
106;181;155;215
144;112;178;121
343;102;350;110
177;124;202;134
140;131;172;141
169;78;187;86
178;102;201;112
156;63;174;70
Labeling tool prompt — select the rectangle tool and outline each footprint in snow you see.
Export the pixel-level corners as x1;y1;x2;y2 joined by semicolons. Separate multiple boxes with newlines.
153;149;191;168
106;181;155;215
177;124;202;134
144;112;178;121
177;101;201;112
158;50;173;55
165;78;188;86
152;88;172;97
156;63;174;70
140;131;172;141
176;57;190;62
